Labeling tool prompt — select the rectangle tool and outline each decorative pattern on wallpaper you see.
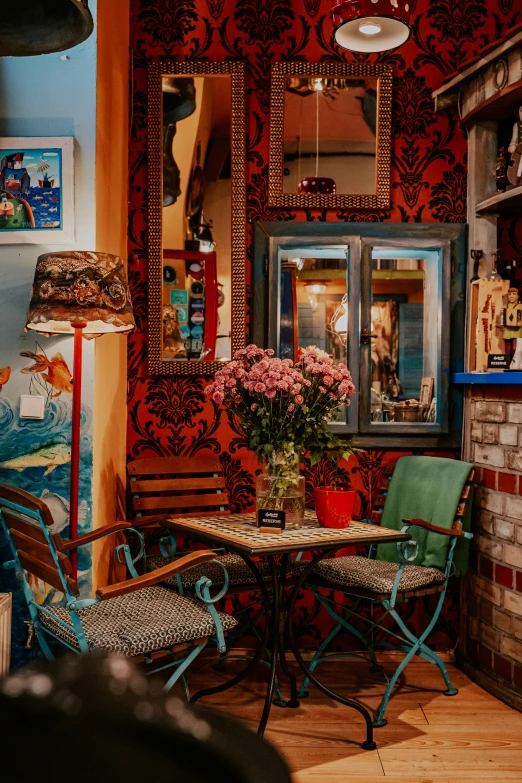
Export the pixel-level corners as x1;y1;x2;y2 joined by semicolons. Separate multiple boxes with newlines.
127;0;518;648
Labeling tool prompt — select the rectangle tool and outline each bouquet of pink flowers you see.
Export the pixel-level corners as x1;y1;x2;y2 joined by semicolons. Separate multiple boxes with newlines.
205;344;355;466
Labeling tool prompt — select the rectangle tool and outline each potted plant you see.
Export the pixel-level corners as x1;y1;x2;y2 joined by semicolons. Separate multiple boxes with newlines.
205;345;356;528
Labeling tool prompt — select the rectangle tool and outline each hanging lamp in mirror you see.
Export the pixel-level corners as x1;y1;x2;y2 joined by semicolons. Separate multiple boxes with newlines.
332;0;414;53
297;80;336;195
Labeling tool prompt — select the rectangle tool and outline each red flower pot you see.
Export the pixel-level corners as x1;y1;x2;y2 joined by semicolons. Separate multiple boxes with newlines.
314;487;356;528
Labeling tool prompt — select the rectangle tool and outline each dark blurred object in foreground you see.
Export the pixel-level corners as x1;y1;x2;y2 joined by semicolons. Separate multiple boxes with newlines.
0;652;291;783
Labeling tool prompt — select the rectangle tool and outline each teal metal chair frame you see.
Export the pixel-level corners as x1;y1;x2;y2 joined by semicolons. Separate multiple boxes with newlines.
0;484;230;694
299;465;474;727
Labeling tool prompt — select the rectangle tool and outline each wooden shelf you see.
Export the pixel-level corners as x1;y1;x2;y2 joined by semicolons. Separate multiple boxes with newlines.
475;185;522;216
453;372;522;384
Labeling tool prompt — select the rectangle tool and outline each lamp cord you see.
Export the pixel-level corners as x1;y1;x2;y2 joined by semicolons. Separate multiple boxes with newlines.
316;89;319;179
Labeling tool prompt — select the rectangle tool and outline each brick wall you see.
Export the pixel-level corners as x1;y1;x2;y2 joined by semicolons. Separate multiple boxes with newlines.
463;386;522;697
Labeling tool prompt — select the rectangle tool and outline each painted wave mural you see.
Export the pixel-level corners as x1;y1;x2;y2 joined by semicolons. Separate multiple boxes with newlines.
0;397;93;668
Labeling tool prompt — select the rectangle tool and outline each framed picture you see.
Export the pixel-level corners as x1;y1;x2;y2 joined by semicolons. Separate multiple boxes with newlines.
0;137;74;244
420;377;434;406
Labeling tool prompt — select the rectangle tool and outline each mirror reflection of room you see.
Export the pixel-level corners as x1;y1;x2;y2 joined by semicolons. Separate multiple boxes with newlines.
279;247;349;424
283;76;377;196
370;248;439;425
279;248;348;363
161;74;232;362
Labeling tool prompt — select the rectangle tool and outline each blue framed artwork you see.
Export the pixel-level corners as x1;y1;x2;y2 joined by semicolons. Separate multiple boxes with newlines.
0;136;74;243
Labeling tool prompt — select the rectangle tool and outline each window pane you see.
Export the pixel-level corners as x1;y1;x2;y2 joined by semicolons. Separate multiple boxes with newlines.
279;248;349;424
370;248;440;425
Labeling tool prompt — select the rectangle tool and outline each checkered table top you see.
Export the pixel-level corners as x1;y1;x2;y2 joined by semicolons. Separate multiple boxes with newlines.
163;511;410;556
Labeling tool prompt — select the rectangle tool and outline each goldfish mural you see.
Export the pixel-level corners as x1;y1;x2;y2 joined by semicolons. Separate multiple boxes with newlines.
0;366;10;392
20;348;72;398
0;330;93;669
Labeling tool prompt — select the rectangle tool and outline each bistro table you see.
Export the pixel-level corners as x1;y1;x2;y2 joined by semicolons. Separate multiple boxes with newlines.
161;511;410;751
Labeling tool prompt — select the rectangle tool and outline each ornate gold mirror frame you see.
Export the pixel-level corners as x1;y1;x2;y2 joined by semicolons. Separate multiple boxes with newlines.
269;62;392;210
147;59;246;375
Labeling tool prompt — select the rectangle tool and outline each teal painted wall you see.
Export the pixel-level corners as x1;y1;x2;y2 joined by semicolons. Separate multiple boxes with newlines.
0;4;98;668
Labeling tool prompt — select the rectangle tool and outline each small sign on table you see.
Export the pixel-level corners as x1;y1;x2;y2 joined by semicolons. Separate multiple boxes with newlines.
257;509;286;534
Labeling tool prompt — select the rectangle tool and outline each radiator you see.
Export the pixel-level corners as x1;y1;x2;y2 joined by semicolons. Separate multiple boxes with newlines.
0;593;12;677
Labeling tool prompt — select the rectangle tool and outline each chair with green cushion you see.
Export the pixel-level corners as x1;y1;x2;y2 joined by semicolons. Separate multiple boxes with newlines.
300;456;474;727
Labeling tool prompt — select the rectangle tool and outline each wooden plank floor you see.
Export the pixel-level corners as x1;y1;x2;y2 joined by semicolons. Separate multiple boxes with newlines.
187;656;522;782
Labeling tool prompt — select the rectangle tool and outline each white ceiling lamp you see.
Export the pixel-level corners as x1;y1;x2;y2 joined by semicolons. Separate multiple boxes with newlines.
332;0;413;53
306;282;327;311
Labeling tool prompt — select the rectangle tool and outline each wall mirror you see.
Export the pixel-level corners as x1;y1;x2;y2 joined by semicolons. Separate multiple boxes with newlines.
147;60;246;375
253;222;467;448
269;62;392;210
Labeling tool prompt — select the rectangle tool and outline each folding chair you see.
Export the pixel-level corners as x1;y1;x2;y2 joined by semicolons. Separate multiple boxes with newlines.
0;484;237;693
300;456;474;726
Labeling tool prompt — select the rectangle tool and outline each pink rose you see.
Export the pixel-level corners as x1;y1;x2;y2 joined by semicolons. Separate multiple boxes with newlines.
251;403;257;411
295;395;304;404
329;392;337;399
226;377;237;388
254;382;266;393
319;386;326;394
265;388;277;399
303;379;312;387
323;375;333;387
213;391;224;404
204;385;213;394
288;403;295;412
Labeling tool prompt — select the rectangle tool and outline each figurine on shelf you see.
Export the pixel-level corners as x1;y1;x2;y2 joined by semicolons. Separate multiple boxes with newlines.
507;106;522;188
495;146;508;192
501;287;522;356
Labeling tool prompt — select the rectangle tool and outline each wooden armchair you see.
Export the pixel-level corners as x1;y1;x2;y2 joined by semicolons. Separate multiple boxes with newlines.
0;484;237;692
300;456;474;727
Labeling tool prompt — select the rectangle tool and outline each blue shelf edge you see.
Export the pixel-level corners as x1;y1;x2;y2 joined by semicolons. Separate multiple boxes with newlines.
452;372;522;384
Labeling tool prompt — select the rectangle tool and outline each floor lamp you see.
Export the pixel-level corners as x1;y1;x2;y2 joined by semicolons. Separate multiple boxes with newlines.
26;251;135;580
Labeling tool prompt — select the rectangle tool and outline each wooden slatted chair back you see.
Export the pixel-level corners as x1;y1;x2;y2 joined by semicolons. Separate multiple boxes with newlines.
127;456;230;520
369;463;475;530
0;484;79;597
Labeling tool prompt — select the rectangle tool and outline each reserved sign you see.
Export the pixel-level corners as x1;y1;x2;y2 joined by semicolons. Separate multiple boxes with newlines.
487;354;511;370
257;508;286;531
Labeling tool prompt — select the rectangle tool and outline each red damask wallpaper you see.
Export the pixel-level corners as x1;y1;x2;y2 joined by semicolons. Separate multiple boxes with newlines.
127;0;519;648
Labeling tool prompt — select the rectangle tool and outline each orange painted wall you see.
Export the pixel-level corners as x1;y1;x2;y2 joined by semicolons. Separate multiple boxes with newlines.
92;0;131;590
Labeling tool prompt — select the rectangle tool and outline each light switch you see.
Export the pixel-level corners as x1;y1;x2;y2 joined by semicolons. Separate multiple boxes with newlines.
20;395;45;420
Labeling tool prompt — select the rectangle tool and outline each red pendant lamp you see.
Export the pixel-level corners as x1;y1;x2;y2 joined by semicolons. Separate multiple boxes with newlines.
332;0;413;53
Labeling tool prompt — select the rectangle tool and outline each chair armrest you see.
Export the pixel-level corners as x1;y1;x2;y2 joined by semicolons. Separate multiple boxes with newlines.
58;518;158;551
402;518;472;539
96;550;217;600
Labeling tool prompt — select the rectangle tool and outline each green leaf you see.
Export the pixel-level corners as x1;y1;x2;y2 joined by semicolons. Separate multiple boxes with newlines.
310;450;323;466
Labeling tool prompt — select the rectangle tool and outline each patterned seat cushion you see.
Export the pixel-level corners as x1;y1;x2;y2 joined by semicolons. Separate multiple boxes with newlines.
39;586;237;657
147;553;274;588
313;556;446;594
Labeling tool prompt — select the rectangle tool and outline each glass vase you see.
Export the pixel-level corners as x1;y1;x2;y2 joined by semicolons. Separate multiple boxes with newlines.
256;450;305;529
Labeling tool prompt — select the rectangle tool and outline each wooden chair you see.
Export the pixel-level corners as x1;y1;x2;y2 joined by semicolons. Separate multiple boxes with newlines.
299;456;474;727
126;456;303;700
0;484;237;692
127;456;275;591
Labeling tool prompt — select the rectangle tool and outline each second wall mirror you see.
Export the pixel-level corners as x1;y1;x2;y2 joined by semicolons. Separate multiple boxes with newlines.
147;60;246;375
269;62;392;210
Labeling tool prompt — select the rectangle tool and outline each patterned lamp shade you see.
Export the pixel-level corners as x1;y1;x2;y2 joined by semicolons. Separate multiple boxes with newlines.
332;0;414;53
26;251;135;335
